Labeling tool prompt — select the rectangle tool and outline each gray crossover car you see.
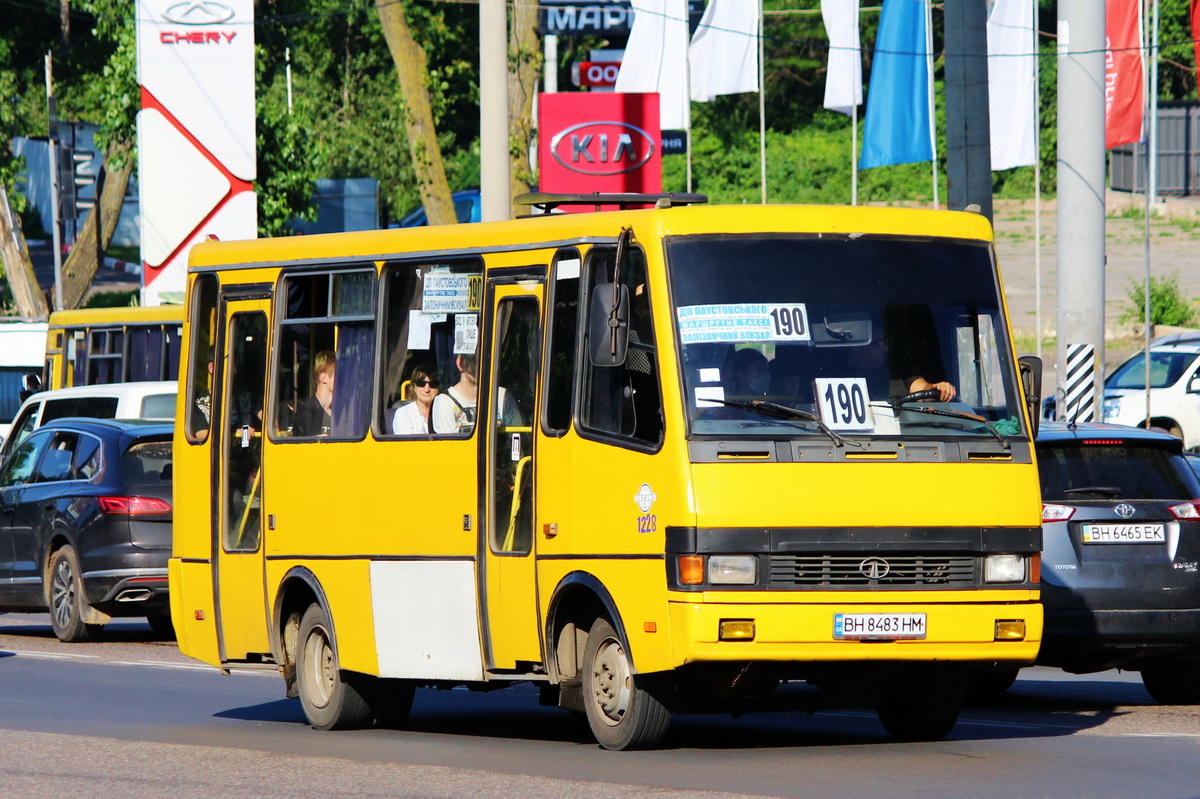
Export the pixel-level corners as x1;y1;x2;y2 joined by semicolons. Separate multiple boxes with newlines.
1035;421;1200;703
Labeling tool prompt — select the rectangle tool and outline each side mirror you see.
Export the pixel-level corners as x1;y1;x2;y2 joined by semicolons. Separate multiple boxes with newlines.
589;283;630;367
1018;355;1043;438
1188;374;1200;394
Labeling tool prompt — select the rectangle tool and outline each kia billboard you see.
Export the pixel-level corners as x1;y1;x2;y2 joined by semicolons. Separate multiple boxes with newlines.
538;92;661;205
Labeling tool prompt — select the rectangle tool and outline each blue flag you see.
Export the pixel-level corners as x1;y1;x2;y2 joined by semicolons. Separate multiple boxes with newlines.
860;0;933;169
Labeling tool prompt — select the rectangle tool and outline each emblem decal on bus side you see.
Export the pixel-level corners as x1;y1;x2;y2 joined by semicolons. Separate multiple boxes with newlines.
635;483;658;534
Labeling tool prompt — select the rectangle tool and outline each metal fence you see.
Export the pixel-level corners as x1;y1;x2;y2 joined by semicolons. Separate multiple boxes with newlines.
1110;102;1200;197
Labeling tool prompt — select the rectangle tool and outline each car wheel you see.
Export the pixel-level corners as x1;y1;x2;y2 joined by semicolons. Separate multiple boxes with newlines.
295;603;373;730
1141;660;1200;705
876;665;964;741
582;617;671;750
46;545;102;643
146;611;175;639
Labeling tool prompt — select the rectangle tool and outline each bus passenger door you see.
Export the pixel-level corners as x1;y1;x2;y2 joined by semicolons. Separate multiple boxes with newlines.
482;281;543;670
213;301;271;662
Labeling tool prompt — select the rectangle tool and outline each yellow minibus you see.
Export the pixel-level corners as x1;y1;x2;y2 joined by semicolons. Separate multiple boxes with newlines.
170;194;1043;749
43;305;184;390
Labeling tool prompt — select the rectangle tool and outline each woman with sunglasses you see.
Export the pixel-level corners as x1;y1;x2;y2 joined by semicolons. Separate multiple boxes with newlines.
391;367;440;435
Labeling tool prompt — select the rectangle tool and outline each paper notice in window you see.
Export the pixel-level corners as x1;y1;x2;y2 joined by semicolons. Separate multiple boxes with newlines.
407;309;444;350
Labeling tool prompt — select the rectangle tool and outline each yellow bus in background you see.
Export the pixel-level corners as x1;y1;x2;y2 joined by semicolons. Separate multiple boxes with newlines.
43;305;184;390
170;194;1044;750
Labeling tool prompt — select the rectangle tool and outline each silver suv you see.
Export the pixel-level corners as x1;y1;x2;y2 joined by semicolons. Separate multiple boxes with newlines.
1035;421;1200;703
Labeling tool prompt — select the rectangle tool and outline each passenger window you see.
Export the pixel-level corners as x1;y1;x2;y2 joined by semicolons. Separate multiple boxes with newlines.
74;435;103;481
185;274;219;443
35;433;79;482
379;260;482;437
1;404;40;462
274;269;376;439
0;433;51;487
141;393;178;420
543;250;581;435
579;246;664;448
41;397;120;424
87;328;124;384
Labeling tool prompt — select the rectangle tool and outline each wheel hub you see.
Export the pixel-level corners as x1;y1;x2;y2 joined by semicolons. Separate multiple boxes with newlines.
591;639;631;725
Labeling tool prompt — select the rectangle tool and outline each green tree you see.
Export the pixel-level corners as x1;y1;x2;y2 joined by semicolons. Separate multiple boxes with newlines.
1121;273;1197;327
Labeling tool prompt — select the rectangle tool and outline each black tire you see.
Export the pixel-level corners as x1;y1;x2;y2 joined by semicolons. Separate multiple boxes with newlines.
371;679;416;729
295;603;373;730
1141;660;1200;705
967;667;1020;700
146;611;176;639
582;618;671;750
876;665;964;742
46;545;102;643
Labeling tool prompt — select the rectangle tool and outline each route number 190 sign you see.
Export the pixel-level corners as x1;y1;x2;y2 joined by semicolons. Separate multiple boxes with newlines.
813;377;874;432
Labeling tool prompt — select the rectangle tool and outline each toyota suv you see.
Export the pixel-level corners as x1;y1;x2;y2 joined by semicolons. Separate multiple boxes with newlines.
1033;421;1200;703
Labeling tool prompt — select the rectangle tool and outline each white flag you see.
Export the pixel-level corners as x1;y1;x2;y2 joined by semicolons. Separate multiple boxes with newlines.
615;0;691;130
689;0;760;102
821;0;862;115
987;0;1037;170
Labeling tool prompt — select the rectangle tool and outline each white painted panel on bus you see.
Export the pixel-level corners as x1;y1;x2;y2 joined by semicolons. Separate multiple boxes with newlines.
135;0;256;181
370;560;485;681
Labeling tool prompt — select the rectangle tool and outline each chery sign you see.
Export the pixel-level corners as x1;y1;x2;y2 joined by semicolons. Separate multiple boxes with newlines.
539;93;661;200
135;0;257;305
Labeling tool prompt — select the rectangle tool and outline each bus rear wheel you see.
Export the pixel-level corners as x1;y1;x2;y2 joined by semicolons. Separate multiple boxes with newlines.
582;618;671;750
876;665;964;741
296;603;372;730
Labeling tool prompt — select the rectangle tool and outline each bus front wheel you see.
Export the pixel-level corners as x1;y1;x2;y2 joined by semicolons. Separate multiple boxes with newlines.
582;618;671;750
296;603;373;730
876;664;964;742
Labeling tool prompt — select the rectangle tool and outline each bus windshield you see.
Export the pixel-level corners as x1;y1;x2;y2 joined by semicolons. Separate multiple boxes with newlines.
667;234;1025;441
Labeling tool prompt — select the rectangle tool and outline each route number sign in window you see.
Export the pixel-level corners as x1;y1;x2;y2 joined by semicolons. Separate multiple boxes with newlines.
814;377;873;432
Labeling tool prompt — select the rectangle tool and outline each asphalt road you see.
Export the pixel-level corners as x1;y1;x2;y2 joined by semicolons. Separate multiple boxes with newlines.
1;613;1197;798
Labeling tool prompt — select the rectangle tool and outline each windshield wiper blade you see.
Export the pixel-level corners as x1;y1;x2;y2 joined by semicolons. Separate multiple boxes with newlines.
1063;486;1123;497
704;398;858;448
890;402;1011;450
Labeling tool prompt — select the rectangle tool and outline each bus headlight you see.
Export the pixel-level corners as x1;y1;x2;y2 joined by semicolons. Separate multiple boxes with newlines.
708;555;757;585
984;553;1026;583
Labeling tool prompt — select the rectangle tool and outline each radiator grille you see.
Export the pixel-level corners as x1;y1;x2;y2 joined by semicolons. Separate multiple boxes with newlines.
768;554;976;588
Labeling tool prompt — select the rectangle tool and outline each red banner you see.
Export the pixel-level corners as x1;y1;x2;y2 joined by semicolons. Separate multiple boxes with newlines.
1105;0;1144;150
1193;0;1200;102
538;92;662;203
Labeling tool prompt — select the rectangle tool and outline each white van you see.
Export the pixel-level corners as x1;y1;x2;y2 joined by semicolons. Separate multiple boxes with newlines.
0;381;177;464
0;320;48;439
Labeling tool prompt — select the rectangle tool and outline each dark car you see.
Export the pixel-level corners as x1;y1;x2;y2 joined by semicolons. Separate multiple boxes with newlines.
0;418;173;642
1035;421;1200;703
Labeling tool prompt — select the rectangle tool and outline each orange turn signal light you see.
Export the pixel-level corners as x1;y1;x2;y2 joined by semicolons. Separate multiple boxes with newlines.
678;555;705;585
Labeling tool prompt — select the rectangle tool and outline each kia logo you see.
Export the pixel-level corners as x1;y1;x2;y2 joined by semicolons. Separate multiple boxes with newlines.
550;121;655;176
859;557;890;580
1114;503;1136;519
162;1;235;24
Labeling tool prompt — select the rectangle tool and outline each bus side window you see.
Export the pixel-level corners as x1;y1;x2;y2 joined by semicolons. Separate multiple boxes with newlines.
273;269;375;440
185;274;219;444
579;246;664;448
543;249;581;436
379;260;483;438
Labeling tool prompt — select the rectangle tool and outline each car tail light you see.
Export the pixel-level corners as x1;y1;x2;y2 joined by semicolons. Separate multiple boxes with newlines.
1042;503;1076;522
1169;500;1200;520
99;496;172;515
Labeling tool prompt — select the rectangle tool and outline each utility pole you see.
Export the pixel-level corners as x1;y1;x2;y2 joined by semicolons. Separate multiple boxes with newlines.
45;53;63;311
479;0;510;222
942;0;993;222
1055;2;1107;422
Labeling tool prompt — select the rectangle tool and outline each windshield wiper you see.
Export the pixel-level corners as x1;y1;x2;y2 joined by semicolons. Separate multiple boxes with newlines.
1063;486;1123;498
703;398;859;448
890;401;1011;450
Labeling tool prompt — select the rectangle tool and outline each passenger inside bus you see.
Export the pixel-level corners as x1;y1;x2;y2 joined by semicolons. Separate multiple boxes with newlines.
432;353;478;434
294;350;335;437
391;366;439;435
